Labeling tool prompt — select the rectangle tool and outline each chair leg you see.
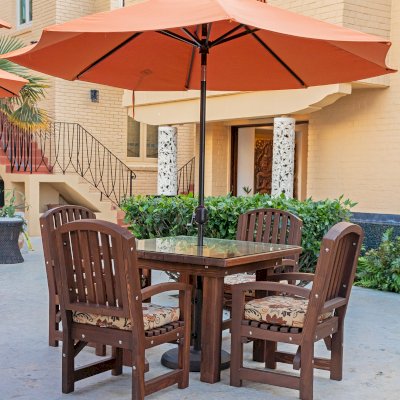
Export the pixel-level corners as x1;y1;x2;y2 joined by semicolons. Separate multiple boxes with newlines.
131;358;146;400
112;347;123;376
95;344;107;357
177;336;190;389
49;302;59;347
299;343;314;400
264;341;277;369
61;331;75;394
230;331;243;387
330;328;344;381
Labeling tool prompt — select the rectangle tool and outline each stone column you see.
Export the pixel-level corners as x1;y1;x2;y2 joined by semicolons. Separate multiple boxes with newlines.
157;126;178;195
271;117;295;198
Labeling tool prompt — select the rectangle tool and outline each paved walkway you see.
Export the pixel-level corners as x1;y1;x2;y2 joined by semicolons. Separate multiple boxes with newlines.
0;238;399;400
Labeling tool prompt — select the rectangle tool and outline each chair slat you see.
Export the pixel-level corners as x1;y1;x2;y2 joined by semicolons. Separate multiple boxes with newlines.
270;212;280;243
247;213;257;241
279;214;289;244
262;211;273;243
88;230;106;304
100;232;116;306
78;230;96;303
255;211;265;242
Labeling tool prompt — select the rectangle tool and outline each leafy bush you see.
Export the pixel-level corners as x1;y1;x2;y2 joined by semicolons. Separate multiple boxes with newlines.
122;194;354;272
356;229;400;293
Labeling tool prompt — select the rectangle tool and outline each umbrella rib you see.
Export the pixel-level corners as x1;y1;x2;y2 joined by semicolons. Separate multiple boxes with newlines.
157;30;199;48
210;27;260;48
75;32;143;80
181;27;201;47
0;85;17;96
245;26;306;87
211;24;246;47
184;26;199;89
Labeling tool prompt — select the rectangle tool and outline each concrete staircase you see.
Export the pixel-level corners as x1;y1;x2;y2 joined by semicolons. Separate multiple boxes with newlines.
0;113;134;236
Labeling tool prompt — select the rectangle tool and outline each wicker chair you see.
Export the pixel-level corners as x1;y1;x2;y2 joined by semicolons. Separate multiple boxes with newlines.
55;219;192;399
230;222;364;400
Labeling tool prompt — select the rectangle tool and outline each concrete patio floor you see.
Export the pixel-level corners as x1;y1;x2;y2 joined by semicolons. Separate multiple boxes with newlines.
0;237;399;400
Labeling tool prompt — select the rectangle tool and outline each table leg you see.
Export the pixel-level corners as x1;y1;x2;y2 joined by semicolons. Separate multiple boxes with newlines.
200;276;224;383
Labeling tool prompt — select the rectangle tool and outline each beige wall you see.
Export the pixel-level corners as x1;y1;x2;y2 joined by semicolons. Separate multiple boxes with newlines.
2;0;399;216
1;0;159;196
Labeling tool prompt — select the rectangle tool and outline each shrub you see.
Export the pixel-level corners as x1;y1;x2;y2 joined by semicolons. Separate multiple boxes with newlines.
121;193;355;272
356;229;400;293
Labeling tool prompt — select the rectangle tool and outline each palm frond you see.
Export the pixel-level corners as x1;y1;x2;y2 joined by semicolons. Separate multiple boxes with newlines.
0;35;49;130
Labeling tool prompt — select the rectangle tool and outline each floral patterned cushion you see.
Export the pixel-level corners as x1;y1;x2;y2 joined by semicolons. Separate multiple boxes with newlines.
224;273;256;285
244;296;332;328
72;303;180;331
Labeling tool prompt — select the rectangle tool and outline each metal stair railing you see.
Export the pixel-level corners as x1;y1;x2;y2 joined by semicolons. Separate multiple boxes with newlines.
177;156;195;195
0;111;136;206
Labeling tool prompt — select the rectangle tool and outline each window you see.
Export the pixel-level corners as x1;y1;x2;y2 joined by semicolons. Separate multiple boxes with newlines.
111;0;125;9
127;116;158;161
17;0;32;27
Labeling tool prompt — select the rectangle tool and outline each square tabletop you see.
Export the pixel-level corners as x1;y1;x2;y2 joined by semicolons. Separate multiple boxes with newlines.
137;235;302;268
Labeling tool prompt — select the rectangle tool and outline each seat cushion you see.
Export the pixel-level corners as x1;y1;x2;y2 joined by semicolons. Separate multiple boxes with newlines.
72;303;180;331
244;296;332;328
224;273;256;285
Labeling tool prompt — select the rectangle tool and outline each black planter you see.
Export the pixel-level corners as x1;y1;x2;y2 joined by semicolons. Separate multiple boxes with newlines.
0;218;24;264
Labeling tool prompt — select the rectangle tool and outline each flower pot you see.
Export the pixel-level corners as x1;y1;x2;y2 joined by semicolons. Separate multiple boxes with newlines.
0;218;24;264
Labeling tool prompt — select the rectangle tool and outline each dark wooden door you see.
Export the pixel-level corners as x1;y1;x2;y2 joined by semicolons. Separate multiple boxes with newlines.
254;139;273;194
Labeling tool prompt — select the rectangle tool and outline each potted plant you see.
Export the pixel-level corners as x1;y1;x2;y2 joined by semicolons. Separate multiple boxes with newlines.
0;190;32;264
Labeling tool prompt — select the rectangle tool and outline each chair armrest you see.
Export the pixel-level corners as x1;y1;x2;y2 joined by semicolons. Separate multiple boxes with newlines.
267;272;315;282
231;281;310;299
141;282;192;301
321;297;347;313
281;259;296;267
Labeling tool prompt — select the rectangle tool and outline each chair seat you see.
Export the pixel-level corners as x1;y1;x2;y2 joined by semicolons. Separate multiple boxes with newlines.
72;303;180;331
244;296;332;328
224;273;256;286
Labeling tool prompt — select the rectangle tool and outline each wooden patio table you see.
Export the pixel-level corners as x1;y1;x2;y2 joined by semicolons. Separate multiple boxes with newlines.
137;235;302;384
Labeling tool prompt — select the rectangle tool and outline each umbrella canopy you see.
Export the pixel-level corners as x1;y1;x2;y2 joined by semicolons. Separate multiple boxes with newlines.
1;0;394;91
0;69;28;98
1;0;395;244
0;19;12;29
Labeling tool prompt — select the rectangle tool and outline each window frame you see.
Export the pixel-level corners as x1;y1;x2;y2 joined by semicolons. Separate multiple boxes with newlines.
16;0;32;29
126;119;159;164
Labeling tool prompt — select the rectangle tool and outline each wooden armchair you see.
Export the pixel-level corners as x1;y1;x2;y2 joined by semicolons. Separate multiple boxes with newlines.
54;219;192;399
40;205;151;349
223;208;302;321
230;222;363;400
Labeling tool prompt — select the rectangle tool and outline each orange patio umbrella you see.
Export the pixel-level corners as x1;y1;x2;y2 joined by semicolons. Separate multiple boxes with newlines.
2;0;395;244
0;17;26;97
0;69;28;98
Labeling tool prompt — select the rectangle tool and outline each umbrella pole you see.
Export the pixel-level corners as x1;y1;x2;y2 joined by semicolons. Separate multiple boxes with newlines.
195;36;208;247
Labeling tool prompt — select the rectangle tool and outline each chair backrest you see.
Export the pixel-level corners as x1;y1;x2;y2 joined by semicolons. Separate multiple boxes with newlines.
55;219;142;322
304;222;363;332
40;205;96;297
236;208;302;246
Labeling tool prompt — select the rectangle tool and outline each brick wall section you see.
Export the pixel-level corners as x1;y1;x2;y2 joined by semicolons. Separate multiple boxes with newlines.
195;122;229;197
305;1;399;214
176;123;196;169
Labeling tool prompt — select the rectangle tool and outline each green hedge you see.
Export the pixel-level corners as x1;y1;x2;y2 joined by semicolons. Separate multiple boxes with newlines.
121;194;354;272
356;229;400;293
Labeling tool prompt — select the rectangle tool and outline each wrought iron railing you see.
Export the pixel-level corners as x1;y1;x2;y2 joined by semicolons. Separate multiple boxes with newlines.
177;156;195;195
0;112;136;206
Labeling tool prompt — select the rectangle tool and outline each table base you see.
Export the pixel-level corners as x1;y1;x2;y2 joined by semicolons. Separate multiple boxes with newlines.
161;347;230;372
